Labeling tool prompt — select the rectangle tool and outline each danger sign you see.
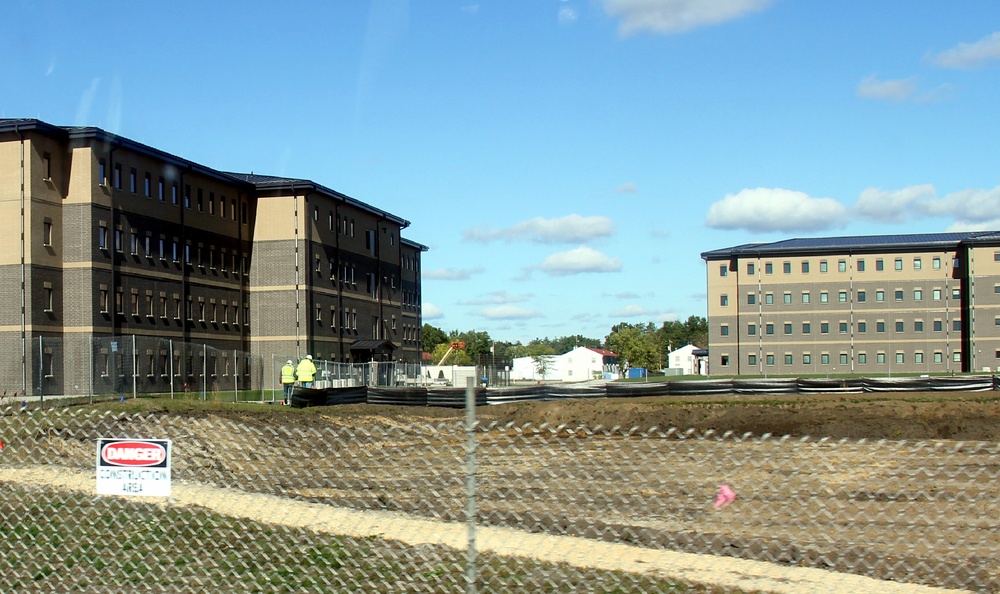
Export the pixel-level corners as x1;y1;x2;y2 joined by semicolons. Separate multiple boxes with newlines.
96;438;172;497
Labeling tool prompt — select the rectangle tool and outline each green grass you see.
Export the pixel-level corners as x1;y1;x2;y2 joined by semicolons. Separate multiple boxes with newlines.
0;487;713;593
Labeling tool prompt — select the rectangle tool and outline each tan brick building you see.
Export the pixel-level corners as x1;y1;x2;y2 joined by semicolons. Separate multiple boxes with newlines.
0;119;425;396
702;233;1000;376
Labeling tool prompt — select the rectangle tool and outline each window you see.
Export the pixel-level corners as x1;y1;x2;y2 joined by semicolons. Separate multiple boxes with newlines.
896;352;905;364
952;288;961;299
934;352;943;363
747;293;756;305
840;354;849;365
894;258;903;270
876;290;885;302
858;353;867;364
720;355;730;366
876;258;884;271
720;325;729;336
316;304;323;323
184;185;191;208
43;286;53;312
221;196;227;218
933;320;943;332
839;322;848;333
748;354;757;366
913;289;922;301
747;323;756;335
838;260;847;272
158;177;165;201
857;259;865;272
821;354;830;365
802;292;810;303
764;262;773;274
144;173;151;197
129;168;137;193
784;323;792;335
764;293;774;304
801;261;810;273
876;353;886;364
819;260;828;272
197;189;203;212
915;352;924;364
171;183;179;205
858;321;867;333
933;289;942;300
99;288;108;313
803;354;812;364
719;264;728;277
802;322;811;334
932;257;941;270
857;290;866;302
113;164;122;189
913;257;922;270
783;293;792;304
838;291;847;302
42;221;52;246
765;323;774;335
953;352;962;363
784;354;793;365
130;292;139;315
953;319;961;331
820;292;829;303
877;321;886;333
782;261;791;274
99;159;107;185
114;229;123;252
747;262;755;275
130;232;138;255
894;290;904;301
766;354;774;366
820;322;829;334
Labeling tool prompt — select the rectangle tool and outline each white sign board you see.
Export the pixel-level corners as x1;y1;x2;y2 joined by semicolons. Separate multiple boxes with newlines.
96;438;172;497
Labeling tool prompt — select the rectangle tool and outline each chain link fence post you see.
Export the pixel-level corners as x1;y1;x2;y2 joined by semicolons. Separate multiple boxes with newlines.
465;376;478;594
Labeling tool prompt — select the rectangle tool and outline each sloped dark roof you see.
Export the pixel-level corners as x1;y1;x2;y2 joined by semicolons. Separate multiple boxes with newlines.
349;339;397;351
226;172;409;228
701;231;1000;260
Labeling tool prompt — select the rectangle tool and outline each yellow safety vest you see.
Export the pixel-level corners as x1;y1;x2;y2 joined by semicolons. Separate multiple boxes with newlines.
280;364;296;384
296;359;317;382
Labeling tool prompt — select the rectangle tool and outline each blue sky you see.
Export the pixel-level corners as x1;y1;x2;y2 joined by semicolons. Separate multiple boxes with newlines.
5;1;1000;344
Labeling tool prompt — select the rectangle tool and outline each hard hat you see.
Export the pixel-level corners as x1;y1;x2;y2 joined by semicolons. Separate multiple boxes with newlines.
287;360;293;364
306;355;312;360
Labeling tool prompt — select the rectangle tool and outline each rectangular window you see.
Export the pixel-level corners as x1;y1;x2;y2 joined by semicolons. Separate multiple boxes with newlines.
857;259;865;272
876;290;885;302
840;353;849;365
171;183;178;205
819;260;828;273
839;322;848;333
838;260;847;272
876;258;884;271
197;189;204;212
765;323;774;335
114;229;123;252
747;293;756;305
747;262;755;275
877;321;886;333
934;352;943;363
802;292;810;303
782;261;791;274
747;324;756;335
748;354;757;366
894;258;903;270
184;185;191;209
719;264;727;277
894;290;904;301
913;257;922;270
158;177;165;201
785;354;793;365
915;320;924;331
896;352;905;364
783;293;792;304
839;291;847;302
914;289;922;301
764;262;773;274
858;321;867;333
720;325;729;336
98;288;109;313
801;261;810;273
765;293;774;304
98;226;108;249
43;286;53;312
42;221;52;246
857;290;866;302
720;294;728;306
820;322;829;334
113;164;122;189
803;353;812;365
765;354;774;366
821;354;830;365
144;173;151;197
820;292;828;303
721;355;731;367
933;320;943;332
932;257;941;270
209;192;215;215
953;319;961;331
858;353;867;364
895;321;905;332
129;168;137;193
914;352;924;364
784;323;792;335
802;322;811;334
877;353;886;364
99;159;107;185
933;289;942;300
952;288;961;299
953;352;962;363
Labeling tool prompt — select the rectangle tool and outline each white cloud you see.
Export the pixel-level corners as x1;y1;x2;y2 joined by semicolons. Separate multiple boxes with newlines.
425;266;484;280
609;304;679;323
704;188;849;234
615;182;638;194
932;31;1000;69
856;74;917;102
458;291;532;306
538;246;623;276
854;185;936;223
477;305;542;320
923;186;1000;223
463;214;615;244
601;0;775;36
423;302;444;320
946;219;1000;233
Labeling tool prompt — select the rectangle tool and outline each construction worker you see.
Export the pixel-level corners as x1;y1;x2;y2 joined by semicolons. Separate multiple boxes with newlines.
280;359;296;404
296;354;317;389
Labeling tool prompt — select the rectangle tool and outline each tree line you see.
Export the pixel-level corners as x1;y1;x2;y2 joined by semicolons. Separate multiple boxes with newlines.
421;316;707;371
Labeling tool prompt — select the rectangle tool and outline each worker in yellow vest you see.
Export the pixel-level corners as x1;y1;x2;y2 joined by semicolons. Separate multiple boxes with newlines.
280;359;296;405
296;355;317;388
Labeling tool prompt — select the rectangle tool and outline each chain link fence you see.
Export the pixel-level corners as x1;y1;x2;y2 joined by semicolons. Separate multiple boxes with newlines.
1;388;997;592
